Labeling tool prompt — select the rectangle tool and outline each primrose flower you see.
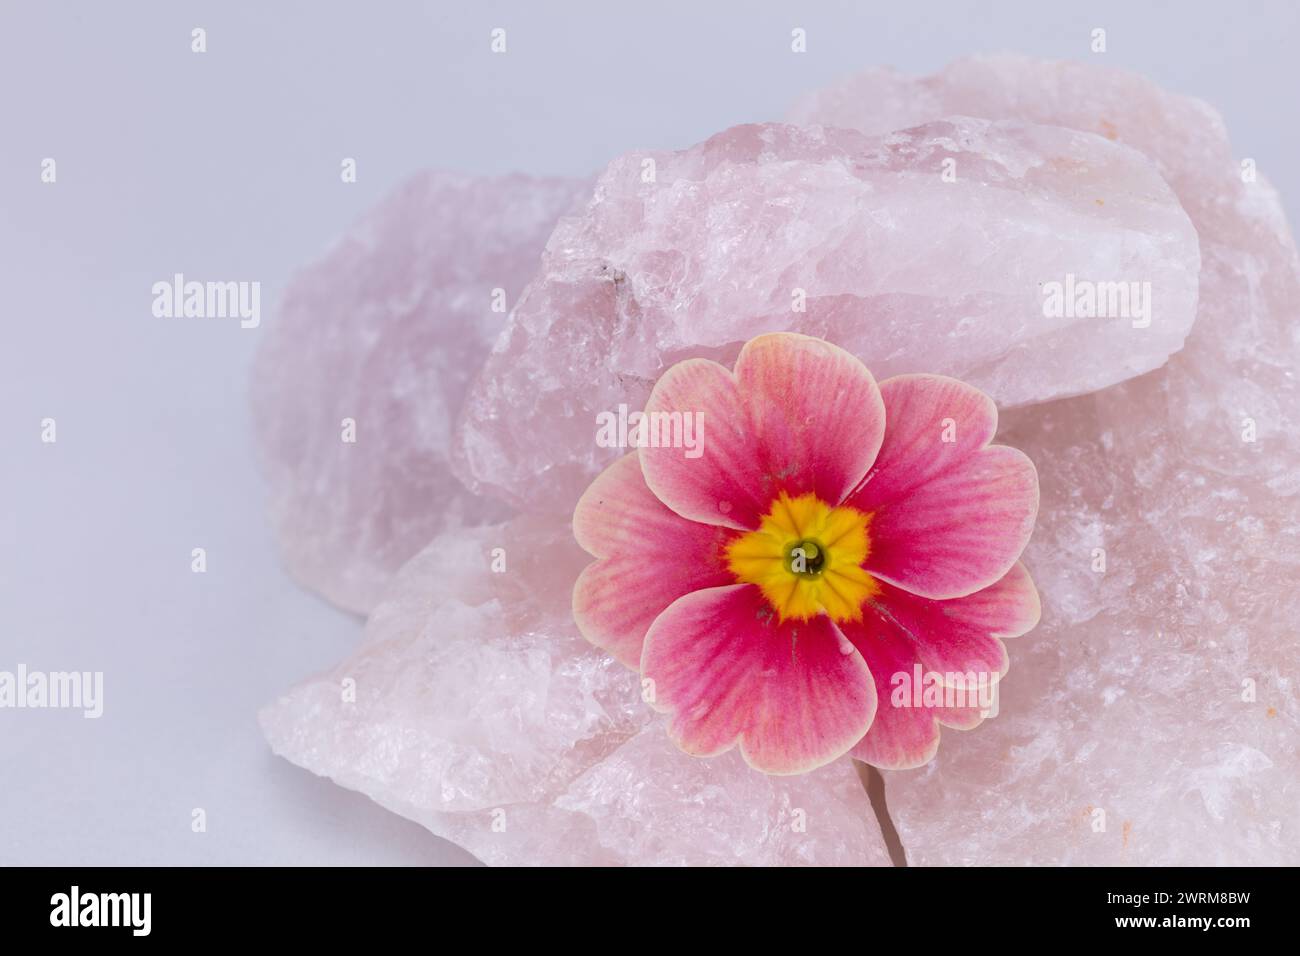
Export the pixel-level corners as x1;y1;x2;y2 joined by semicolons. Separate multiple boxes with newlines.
572;333;1039;773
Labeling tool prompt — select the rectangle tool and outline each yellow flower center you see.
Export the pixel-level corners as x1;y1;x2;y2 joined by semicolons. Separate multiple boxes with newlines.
725;492;877;623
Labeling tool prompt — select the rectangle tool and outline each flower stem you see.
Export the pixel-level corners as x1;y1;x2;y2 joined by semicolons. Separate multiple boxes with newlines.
853;758;908;867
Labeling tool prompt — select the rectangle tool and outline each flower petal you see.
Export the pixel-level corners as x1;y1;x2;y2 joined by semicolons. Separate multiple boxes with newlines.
640;334;886;531
847;374;1038;599
840;563;1039;770
852;687;943;768
573;453;735;668
639;358;771;530
872;561;1039;679
934;560;1041;639
734;332;886;507
641;584;877;775
841;626;985;771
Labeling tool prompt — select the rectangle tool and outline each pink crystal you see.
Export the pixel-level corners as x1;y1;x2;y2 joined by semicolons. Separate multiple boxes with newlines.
794;55;1300;865
251;172;589;612
454;119;1199;516
259;515;893;866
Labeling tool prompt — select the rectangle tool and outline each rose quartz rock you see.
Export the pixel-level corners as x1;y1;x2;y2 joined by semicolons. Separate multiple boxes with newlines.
258;55;1296;867
794;56;1300;865
259;516;892;866
252;172;589;613
453;119;1199;515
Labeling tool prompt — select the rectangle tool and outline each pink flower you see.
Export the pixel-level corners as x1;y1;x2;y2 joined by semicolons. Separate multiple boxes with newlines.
572;333;1040;774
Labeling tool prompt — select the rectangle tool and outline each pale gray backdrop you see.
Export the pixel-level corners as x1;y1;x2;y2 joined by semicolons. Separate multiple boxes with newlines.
2;0;1297;865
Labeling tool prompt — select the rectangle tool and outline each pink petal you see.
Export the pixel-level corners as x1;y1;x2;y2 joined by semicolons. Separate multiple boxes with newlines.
934;560;1041;639
869;564;1041;679
641;584;877;775
847;374;1038;599
639;358;771;530
843;627;985;771
573;454;735;668
841;563;1039;770
640;334;886;530
841;617;945;769
734;333;886;506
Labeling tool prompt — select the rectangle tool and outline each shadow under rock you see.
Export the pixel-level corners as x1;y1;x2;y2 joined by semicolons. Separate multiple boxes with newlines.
264;756;483;866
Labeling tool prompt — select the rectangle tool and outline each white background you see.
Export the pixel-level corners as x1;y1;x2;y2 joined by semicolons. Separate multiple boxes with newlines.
2;0;1297;865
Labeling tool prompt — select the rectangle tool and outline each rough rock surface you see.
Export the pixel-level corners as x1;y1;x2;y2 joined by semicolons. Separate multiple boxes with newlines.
251;172;589;613
454;118;1199;514
260;516;893;866
794;56;1300;865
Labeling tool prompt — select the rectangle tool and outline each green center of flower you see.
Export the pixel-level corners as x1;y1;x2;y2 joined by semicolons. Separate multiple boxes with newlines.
785;538;826;577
